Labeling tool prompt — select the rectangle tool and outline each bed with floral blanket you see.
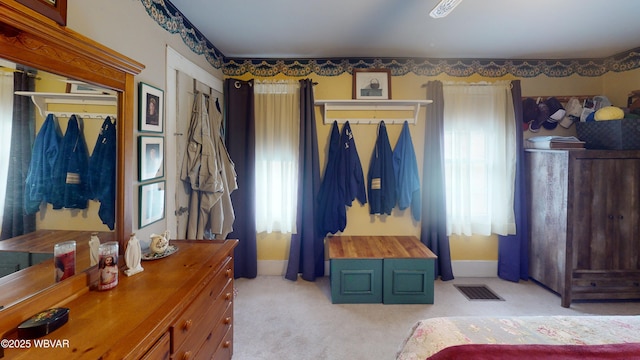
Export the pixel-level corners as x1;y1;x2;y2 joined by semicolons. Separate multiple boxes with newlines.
396;316;640;360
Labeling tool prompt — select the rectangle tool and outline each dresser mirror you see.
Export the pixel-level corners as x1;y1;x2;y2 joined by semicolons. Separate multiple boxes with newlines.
0;0;143;308
0;60;117;237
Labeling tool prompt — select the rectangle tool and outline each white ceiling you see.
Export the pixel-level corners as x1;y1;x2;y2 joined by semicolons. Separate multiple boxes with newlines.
169;0;640;60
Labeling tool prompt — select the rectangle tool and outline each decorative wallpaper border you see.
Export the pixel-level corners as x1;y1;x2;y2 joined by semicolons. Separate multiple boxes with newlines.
149;0;640;78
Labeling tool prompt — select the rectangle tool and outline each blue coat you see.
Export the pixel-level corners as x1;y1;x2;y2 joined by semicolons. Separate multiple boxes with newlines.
339;121;367;206
368;121;396;215
393;121;421;221
50;115;90;210
316;121;346;235
88;117;116;229
24;114;62;214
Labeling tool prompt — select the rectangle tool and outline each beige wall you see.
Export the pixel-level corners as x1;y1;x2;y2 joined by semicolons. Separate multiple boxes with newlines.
61;0;639;262
63;0;223;241
233;70;638;262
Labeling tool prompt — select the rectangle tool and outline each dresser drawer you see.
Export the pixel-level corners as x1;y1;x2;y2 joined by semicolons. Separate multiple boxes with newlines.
212;325;234;360
194;301;233;359
173;280;234;359
172;257;233;352
140;331;170;360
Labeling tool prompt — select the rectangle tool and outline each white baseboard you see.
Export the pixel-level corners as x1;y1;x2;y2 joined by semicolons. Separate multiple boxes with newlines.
451;260;498;277
257;260;498;278
257;260;289;276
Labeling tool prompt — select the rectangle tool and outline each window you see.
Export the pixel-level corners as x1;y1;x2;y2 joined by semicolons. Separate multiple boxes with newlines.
442;82;516;236
254;81;300;233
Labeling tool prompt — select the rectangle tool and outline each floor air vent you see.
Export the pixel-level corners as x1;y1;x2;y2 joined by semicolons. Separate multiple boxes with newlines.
454;284;504;301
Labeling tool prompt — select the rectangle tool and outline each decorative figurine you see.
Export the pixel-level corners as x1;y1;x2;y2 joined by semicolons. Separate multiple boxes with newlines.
98;242;119;290
89;232;100;267
149;230;170;254
124;233;144;276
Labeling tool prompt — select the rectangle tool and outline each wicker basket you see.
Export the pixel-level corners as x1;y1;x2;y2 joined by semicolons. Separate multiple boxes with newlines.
576;119;640;150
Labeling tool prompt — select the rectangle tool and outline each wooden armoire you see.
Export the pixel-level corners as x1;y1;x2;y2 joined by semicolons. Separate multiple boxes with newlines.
526;149;640;307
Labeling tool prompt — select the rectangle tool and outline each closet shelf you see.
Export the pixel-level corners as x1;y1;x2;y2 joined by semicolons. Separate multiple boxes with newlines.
14;91;117;118
315;99;432;125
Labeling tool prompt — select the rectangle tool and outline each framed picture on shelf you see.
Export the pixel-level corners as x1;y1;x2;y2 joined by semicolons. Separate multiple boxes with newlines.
15;0;67;25
65;80;116;95
139;181;165;228
138;136;164;181
352;68;392;100
139;82;164;133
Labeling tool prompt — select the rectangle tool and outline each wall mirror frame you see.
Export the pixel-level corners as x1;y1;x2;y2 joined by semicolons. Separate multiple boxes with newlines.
14;0;67;25
0;1;144;262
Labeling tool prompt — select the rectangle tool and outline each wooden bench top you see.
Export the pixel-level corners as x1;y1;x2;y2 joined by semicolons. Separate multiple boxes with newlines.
328;236;437;260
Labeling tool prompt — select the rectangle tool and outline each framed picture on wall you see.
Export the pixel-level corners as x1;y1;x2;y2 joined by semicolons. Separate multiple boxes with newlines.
138;136;164;181
352;68;392;100
139;181;165;228
15;0;67;25
139;82;164;133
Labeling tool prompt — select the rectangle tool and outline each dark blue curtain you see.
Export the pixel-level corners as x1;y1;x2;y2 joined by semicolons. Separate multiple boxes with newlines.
223;78;257;279
2;68;36;239
421;81;454;281
285;79;323;281
497;80;529;282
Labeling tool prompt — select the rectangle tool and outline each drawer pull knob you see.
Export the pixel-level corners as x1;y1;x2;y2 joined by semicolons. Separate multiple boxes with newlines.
182;351;192;360
223;341;231;348
226;268;233;277
183;319;193;331
224;316;232;324
225;292;232;300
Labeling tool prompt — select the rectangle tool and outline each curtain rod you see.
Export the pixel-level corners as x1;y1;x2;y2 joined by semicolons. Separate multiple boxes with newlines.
0;66;39;79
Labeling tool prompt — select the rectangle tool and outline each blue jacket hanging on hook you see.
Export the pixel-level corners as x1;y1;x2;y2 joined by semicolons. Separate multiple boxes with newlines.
339;121;367;207
316;121;346;235
393;121;421;221
24;113;63;214
368;121;396;215
50;115;90;210
88;117;116;229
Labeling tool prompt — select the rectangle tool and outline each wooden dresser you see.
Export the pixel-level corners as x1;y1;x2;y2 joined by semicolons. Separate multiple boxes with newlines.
0;239;237;359
526;149;640;307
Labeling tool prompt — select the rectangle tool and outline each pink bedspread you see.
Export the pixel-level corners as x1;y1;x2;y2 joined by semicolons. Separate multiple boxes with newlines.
396;316;640;360
428;342;640;360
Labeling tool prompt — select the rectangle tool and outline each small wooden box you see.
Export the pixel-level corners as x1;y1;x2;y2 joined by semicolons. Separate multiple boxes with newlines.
328;236;437;304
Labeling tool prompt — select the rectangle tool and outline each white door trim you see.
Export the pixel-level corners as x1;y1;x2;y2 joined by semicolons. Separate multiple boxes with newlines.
165;46;223;236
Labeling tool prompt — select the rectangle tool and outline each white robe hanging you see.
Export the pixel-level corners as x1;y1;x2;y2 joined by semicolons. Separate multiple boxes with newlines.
209;104;238;239
180;92;237;239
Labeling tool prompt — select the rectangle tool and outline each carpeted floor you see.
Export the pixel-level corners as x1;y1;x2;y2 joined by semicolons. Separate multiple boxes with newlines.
232;276;640;360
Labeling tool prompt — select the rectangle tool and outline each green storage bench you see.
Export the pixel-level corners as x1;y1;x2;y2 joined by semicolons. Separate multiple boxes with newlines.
328;236;437;304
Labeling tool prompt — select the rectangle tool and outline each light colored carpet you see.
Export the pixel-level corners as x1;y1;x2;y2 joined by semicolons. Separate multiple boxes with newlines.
232;276;640;360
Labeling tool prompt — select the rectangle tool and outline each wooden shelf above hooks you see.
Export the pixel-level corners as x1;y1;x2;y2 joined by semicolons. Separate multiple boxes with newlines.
14;91;117;118
315;99;432;125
